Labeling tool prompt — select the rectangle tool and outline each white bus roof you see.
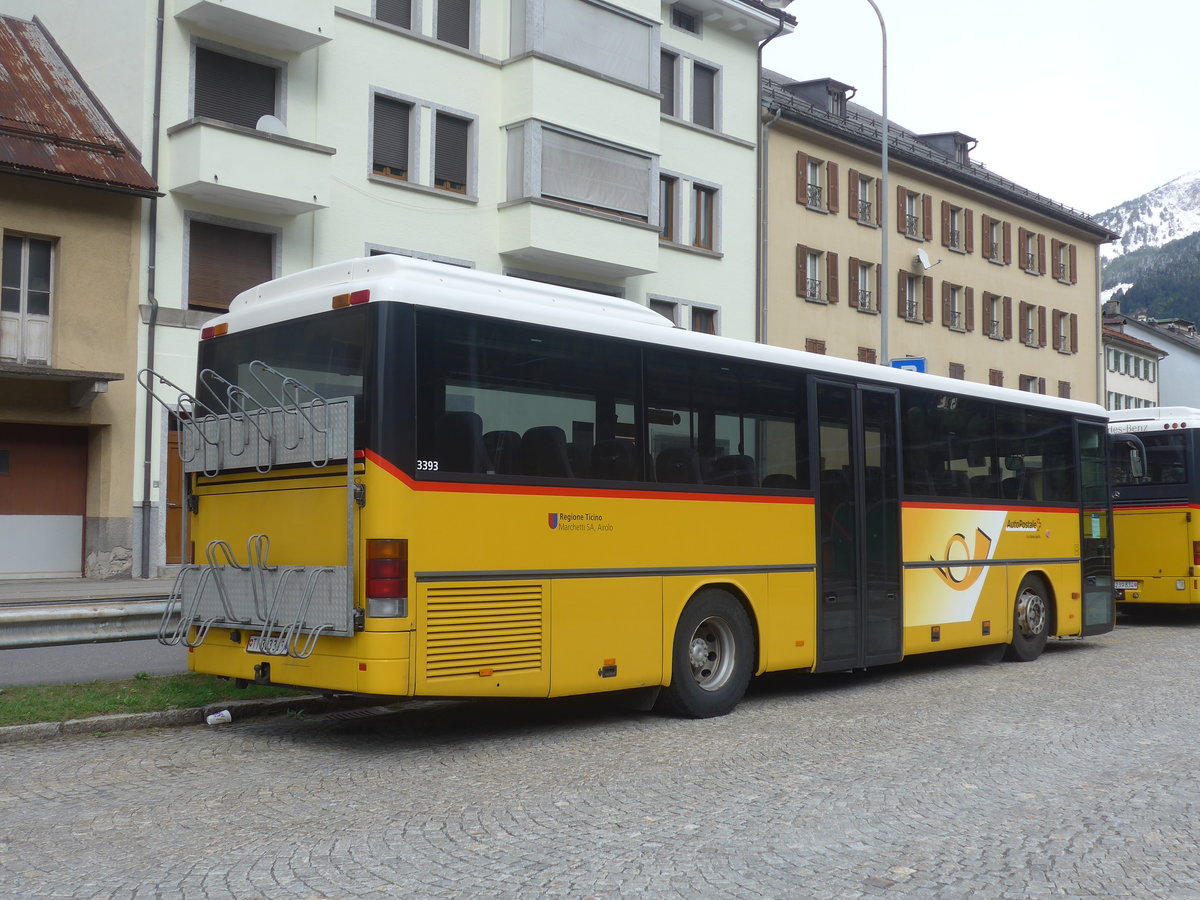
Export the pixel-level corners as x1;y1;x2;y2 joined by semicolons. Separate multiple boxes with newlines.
1109;407;1200;432
212;255;1107;420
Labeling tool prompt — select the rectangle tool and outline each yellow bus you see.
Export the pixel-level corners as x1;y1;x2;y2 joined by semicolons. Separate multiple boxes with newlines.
1109;407;1200;606
146;256;1114;717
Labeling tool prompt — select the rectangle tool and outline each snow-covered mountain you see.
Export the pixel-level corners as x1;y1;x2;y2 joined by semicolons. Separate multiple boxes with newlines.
1096;171;1200;263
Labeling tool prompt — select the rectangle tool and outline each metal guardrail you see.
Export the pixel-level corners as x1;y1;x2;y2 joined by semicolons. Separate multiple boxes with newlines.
0;599;171;649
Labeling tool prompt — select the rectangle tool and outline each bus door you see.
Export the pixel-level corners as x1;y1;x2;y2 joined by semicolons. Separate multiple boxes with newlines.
812;381;903;672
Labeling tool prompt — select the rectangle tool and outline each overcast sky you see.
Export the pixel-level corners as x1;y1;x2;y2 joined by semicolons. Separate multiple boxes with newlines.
761;0;1196;215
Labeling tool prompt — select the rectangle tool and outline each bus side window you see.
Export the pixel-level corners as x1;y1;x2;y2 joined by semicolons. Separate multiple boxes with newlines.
434;411;490;474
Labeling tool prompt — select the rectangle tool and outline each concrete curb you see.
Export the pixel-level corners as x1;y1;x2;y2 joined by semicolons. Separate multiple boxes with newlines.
0;693;383;744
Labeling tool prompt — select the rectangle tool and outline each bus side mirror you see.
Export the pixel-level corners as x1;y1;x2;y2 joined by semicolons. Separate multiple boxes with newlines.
1129;447;1146;480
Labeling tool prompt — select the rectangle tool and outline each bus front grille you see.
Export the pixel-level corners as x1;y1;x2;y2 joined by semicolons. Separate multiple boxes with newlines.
422;583;544;679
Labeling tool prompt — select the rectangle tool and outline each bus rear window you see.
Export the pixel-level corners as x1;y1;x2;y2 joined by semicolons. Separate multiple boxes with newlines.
1109;432;1187;486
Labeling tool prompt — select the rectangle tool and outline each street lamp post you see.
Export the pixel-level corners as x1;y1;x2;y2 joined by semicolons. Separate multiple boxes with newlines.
765;0;889;365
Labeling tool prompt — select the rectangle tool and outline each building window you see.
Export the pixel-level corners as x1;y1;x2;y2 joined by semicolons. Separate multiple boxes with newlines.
436;0;472;48
989;369;1004;387
858;347;877;364
1051;239;1078;283
850;170;877;225
660;51;678;116
692;184;717;250
941;201;971;252
192;45;280;129
0;234;53;365
805;250;822;301
508;121;652;222
659;175;677;240
805;338;826;355
692;62;718;129
375;0;412;28
372;95;411;180
1019;374;1046;394
670;4;701;34
691;305;717;334
514;0;654;90
1058;381;1071;399
1052;310;1078;353
942;283;970;331
434;111;470;193
1019;301;1045;347
898;187;930;240
984;292;1010;340
1019;227;1045;274
949;362;965;380
797;152;838;213
982;215;1011;264
899;271;930;322
796;245;838;304
649;298;678;325
187;219;274;312
848;258;877;312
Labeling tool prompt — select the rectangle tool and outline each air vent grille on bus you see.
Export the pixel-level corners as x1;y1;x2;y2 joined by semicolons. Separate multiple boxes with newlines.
423;583;544;679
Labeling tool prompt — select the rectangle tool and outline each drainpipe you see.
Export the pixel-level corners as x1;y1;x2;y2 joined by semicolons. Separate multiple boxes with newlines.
139;0;165;578
755;14;787;344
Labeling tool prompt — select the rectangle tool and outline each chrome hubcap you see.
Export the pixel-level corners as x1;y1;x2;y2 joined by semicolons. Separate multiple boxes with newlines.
687;616;736;692
1015;587;1047;638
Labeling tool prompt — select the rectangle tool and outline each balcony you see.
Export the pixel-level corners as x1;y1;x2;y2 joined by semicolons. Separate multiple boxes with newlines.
167;119;334;216
175;0;331;53
497;200;659;280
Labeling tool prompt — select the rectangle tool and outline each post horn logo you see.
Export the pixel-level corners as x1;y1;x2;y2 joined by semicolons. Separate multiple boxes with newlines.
931;527;993;590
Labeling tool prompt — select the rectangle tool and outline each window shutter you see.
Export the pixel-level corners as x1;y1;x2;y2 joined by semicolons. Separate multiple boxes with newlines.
1038;305;1047;346
965;287;975;331
941;280;951;325
897;269;907;317
922;194;933;241
1070;313;1078;352
964;209;974;253
1051;239;1062;279
941;201;951;248
373;95;410;177
981;214;993;259
896;185;906;234
1037;233;1046;274
188;220;273;312
193;47;277;129
795;244;808;296
990;369;1003;387
1038;377;1046;395
1003;296;1012;339
827;162;839;213
827;251;839;303
1018;227;1029;266
434;112;470;192
693;64;716;128
922;275;934;322
847;168;858;219
1069;244;1078;283
848;256;859;302
376;0;412;28
796;152;809;205
1002;222;1012;264
436;0;471;48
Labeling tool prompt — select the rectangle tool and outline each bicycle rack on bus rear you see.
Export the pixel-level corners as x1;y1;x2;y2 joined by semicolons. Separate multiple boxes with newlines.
140;364;356;658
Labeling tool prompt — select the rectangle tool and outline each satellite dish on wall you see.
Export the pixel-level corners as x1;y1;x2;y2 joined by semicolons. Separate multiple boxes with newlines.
256;115;288;137
914;248;941;270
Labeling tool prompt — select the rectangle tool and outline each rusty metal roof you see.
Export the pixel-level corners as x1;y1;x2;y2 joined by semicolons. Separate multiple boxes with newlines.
0;16;157;197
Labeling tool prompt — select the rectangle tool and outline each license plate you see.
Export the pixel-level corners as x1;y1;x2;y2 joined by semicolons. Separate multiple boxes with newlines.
1114;581;1139;590
246;634;286;655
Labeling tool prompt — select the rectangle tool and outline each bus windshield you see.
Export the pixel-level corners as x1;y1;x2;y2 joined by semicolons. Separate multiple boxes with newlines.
1109;432;1187;486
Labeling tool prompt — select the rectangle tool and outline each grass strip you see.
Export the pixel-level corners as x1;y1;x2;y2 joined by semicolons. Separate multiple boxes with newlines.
0;673;304;727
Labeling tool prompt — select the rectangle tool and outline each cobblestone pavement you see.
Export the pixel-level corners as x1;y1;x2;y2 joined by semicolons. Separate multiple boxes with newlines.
3;609;1200;899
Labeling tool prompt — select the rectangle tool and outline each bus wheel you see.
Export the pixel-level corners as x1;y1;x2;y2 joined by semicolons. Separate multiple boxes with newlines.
1003;575;1050;662
659;589;753;718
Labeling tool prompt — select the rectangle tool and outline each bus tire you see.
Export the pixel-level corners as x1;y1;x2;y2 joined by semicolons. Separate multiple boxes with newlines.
658;588;754;718
1003;575;1050;662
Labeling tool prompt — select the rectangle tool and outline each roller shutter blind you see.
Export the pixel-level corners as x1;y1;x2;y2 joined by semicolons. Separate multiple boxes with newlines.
188;221;273;312
193;47;277;129
373;96;411;179
434;112;470;192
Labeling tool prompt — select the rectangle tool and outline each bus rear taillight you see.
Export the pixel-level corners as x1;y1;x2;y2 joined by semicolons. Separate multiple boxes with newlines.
366;539;408;618
1193;541;1200;567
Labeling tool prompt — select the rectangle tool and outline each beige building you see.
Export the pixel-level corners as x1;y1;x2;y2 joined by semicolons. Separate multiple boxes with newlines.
761;76;1115;400
0;16;156;578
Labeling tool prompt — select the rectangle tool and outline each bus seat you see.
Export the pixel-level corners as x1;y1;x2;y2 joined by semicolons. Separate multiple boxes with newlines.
656;447;703;484
711;454;758;487
1001;476;1024;499
591;439;639;481
484;430;521;475
520;425;573;478
970;474;999;498
434;410;490;473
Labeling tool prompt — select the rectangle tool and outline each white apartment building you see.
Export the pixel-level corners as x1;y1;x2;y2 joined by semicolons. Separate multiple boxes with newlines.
7;0;787;575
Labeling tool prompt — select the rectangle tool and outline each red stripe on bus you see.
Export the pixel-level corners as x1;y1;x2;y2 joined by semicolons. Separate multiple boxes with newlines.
362;449;814;505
